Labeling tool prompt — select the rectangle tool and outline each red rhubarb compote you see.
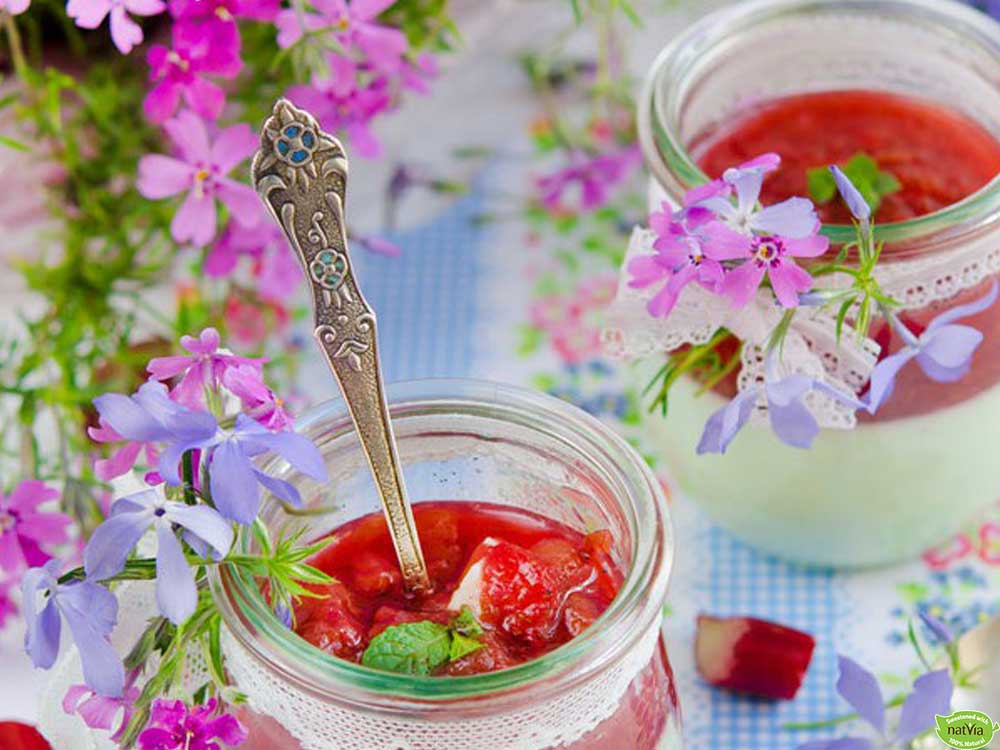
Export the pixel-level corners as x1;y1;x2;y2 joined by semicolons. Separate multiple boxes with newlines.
276;501;678;750
693;90;1000;420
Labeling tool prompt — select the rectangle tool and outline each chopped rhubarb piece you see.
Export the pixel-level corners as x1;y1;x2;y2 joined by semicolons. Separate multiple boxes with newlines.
695;614;815;700
480;539;561;644
350;552;402;596
297;582;367;661
563;591;604;637
0;723;49;750
444;630;517;676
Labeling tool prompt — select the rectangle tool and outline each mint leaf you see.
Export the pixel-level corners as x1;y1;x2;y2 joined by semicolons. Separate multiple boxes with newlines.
452;606;484;638
362;621;451;675
449;632;485;661
807;152;901;215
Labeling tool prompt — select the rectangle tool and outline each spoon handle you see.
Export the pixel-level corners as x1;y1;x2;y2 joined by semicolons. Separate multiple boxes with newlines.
251;99;431;592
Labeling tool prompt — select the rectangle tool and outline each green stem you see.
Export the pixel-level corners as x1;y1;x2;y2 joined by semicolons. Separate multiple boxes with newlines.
783;693;907;730
182;451;196;506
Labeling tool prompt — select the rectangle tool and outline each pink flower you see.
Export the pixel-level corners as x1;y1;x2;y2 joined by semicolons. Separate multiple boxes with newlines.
551;321;602;365
222;294;289;348
1;0;30;15
63;671;141;742
922;533;973;570
286;75;391;158
535;145;640;214
0;480;71;573
0;577;16;629
66;0;166;55
529;295;582;333
137;110;259;247
576;273;617;310
147;327;264;409
628;203;738;318
721;232;829;308
137;698;247;750
979;522;1000;565
89;419;161;482
275;0;407;72
206;219;301;301
223;364;293;431
169;0;278;59
144;27;242;123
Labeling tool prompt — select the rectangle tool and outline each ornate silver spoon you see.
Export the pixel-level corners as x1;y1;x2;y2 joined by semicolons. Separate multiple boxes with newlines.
251;99;431;592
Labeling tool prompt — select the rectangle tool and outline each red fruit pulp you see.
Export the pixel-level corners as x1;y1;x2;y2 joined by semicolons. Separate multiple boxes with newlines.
694;90;1000;225
293;502;624;675
691;90;1000;420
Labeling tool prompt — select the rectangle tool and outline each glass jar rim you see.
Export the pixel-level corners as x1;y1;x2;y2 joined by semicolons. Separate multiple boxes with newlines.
210;378;673;705
638;0;1000;248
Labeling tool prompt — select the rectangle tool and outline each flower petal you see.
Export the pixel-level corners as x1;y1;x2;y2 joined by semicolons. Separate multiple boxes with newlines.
251;468;302;508
84;508;152;582
835;656;886;735
210;124;257;174
830;166;871;223
895;669;953;742
61;599;125;697
164;110;211;164
697;388;758;455
769;260;814;308
917;324;983;375
171;189;216;247
155;524;198;624
796;739;875;750
109;5;143;54
627;254;668;288
767;391;820;449
209;439;261;524
723;261;766;308
234;415;327;481
94;393;172;443
752;197;819;238
926;281;998;332
137;155;192;199
865;348;918;413
216;179;261;228
22;569;60;670
701;221;752;260
166;503;233;558
783;234;830;258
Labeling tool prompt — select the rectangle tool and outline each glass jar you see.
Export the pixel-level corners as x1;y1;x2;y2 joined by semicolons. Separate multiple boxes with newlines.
635;0;1000;567
210;379;681;750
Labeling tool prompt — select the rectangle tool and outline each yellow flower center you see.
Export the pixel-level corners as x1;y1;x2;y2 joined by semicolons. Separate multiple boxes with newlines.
335;16;349;31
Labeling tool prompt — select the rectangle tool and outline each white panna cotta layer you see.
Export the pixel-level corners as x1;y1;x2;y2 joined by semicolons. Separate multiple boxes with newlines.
633;358;1000;568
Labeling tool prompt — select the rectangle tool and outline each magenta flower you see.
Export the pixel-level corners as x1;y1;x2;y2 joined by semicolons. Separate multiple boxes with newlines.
137;698;247;750
147;327;264;409
0;480;71;573
63;670;141;742
866;281;998;412
205;219;301;301
275;0;407;71
169;0;278;64
628;203;737;317
137;110;259;247
1;0;30;15
66;0;166;54
222;364;293;432
286;76;391;158
0;577;16;629
535;145;641;214
721;232;829;308
89;419;161;482
144;27;242;124
685;153;780;205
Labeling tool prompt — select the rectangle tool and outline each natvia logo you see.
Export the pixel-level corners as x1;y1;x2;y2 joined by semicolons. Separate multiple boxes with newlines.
935;710;999;749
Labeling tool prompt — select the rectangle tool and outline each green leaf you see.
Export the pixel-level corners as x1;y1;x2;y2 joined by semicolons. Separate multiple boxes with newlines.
449;632;484;662
807;152;901;215
0;135;29;152
452;606;484;638
362;621;452;675
516;325;543;356
807;167;837;205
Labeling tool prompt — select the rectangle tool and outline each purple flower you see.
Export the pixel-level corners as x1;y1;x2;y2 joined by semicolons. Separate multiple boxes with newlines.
275;0;407;71
698;361;865;453
143;27;242;124
137;111;259;247
628;203;736;318
147;327;264;410
866;281;998;412
355;234;402;257
66;0;166;54
0;480;72;573
137;697;247;750
286;74;391;159
798;656;953;749
166;414;327;525
535;145;641;214
22;560;125;697
831;166;871;227
721;232;829;308
89;419;162;482
222;364;294;432
94;382;327;524
84;489;233;624
918;611;955;645
63;670;141;742
685;152;781;205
